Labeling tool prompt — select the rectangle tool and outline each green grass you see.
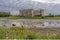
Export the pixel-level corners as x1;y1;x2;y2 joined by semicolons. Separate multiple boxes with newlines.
46;16;60;19
8;16;42;19
1;15;60;19
0;26;60;39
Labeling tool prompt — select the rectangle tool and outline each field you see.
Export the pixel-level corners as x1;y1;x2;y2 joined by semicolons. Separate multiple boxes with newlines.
0;26;60;39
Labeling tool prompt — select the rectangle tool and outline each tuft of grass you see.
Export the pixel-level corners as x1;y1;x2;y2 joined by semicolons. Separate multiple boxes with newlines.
0;26;60;39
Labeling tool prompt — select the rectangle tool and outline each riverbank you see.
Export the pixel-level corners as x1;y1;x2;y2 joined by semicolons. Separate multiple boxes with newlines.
0;16;60;19
0;26;60;39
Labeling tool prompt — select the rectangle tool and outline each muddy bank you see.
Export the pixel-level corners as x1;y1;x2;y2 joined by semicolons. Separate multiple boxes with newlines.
0;19;60;28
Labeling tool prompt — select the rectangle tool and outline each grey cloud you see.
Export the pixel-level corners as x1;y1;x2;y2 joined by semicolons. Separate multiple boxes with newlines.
0;0;60;15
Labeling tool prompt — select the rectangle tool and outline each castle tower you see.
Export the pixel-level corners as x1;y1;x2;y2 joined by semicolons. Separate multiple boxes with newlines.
40;9;44;17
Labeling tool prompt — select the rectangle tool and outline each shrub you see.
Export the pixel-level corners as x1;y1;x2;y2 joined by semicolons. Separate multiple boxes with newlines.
41;16;45;19
12;24;16;26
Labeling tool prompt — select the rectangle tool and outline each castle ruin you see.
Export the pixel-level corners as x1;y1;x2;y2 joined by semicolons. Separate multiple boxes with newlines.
20;9;44;17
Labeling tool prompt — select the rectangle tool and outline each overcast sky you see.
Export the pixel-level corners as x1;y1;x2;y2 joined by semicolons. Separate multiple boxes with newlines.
32;0;60;4
0;0;60;15
0;0;60;11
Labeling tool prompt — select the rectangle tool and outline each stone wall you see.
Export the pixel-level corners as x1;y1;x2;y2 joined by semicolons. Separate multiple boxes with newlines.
20;9;35;17
20;9;44;17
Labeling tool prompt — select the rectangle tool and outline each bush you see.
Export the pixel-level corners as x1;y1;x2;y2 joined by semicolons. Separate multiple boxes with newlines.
41;16;45;19
12;24;16;26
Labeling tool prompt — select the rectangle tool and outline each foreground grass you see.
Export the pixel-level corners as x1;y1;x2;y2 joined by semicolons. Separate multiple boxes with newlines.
0;26;60;39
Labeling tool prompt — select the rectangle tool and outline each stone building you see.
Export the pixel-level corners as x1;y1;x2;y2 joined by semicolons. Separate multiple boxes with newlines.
20;9;35;17
40;9;44;17
20;9;44;17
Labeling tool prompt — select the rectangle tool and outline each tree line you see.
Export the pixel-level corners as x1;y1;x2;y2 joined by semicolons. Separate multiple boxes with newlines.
0;12;10;17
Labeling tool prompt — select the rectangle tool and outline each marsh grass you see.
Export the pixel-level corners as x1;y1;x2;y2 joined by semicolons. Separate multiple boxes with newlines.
0;26;60;39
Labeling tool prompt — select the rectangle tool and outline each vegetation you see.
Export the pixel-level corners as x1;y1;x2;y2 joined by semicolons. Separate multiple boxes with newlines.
0;12;10;17
0;26;60;39
48;13;54;17
0;12;60;19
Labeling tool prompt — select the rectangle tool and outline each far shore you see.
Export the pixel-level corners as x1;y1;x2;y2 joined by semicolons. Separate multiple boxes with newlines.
0;17;60;20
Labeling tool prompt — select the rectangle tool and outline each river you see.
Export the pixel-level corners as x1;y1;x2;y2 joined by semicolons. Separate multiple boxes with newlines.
0;19;60;28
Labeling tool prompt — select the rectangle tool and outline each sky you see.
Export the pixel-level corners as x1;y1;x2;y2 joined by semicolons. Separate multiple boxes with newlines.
32;0;60;4
0;0;60;15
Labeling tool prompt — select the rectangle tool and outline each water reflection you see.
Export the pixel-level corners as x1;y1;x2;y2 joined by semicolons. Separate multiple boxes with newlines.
44;20;60;27
0;19;60;28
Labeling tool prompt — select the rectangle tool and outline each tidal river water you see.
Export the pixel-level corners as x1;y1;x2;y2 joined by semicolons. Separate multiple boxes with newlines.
0;18;60;28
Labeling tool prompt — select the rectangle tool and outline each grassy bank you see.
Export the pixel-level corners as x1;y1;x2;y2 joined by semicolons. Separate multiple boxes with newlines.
1;16;60;19
0;26;60;39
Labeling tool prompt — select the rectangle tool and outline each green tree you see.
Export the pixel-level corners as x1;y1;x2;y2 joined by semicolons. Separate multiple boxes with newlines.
49;13;54;17
0;12;10;17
